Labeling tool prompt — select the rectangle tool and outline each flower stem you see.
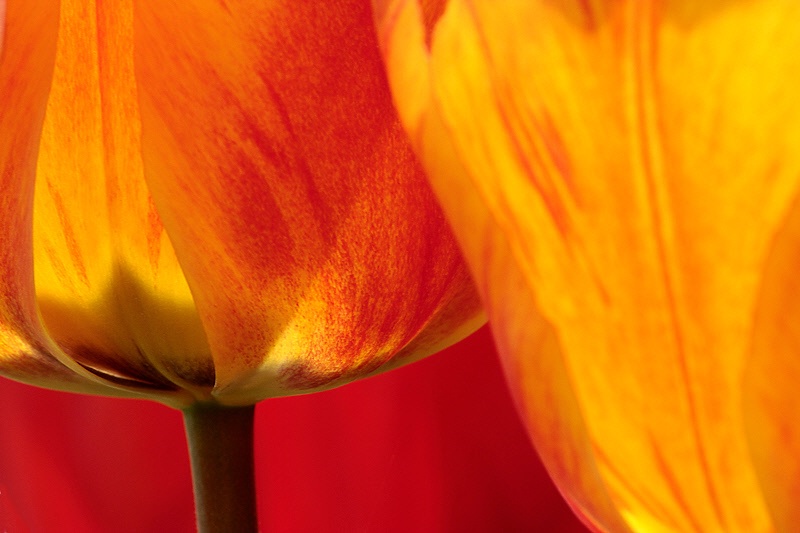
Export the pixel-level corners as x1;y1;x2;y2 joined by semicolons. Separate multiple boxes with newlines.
182;403;258;533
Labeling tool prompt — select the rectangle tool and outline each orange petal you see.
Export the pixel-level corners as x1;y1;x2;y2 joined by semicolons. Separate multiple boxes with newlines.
744;195;800;533
0;1;152;400
378;0;800;530
422;107;631;533
0;1;5;54
31;0;210;404
133;0;482;403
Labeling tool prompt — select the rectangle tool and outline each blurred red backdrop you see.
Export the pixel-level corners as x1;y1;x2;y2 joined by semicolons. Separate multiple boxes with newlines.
0;326;588;532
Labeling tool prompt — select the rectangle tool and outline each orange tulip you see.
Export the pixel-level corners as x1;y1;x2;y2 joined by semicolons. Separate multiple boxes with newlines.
0;0;483;407
374;1;800;531
2;2;483;528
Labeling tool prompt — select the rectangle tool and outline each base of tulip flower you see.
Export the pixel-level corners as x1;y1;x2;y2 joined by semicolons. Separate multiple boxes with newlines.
183;403;258;533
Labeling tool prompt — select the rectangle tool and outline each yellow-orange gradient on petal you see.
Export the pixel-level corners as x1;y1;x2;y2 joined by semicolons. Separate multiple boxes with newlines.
0;0;483;408
375;0;800;531
0;0;149;400
33;0;213;402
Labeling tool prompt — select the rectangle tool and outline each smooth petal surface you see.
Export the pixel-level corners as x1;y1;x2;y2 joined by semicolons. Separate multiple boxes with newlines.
418;107;630;533
743;194;800;533
0;0;149;399
0;1;6;55
376;0;800;531
134;0;482;403
32;0;212;403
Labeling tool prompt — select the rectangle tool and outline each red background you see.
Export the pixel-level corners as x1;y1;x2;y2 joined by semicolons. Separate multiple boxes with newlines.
0;326;588;532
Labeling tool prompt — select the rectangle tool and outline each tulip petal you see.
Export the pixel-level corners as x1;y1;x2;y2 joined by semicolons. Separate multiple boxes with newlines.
31;0;212;402
378;0;800;530
424;107;632;533
377;4;629;528
0;1;153;399
0;1;5;54
744;195;800;533
133;0;482;403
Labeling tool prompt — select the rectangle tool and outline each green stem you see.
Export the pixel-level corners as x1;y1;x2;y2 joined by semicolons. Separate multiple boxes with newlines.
182;404;258;533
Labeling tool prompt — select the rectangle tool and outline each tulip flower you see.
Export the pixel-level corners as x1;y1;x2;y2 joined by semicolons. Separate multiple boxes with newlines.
374;0;800;531
0;0;483;530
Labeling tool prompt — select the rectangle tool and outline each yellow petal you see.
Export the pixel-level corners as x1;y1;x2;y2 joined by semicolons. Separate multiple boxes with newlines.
378;0;800;530
134;0;482;403
0;1;157;400
32;0;211;402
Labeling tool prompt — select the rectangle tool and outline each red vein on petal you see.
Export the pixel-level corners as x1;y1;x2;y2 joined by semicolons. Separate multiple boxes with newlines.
460;1;577;244
626;1;727;528
593;445;680;530
649;434;705;533
576;0;598;31
46;181;89;286
419;0;448;49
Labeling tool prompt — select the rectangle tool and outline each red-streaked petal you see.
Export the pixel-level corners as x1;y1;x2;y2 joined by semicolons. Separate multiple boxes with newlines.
378;0;800;530
134;0;482;403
